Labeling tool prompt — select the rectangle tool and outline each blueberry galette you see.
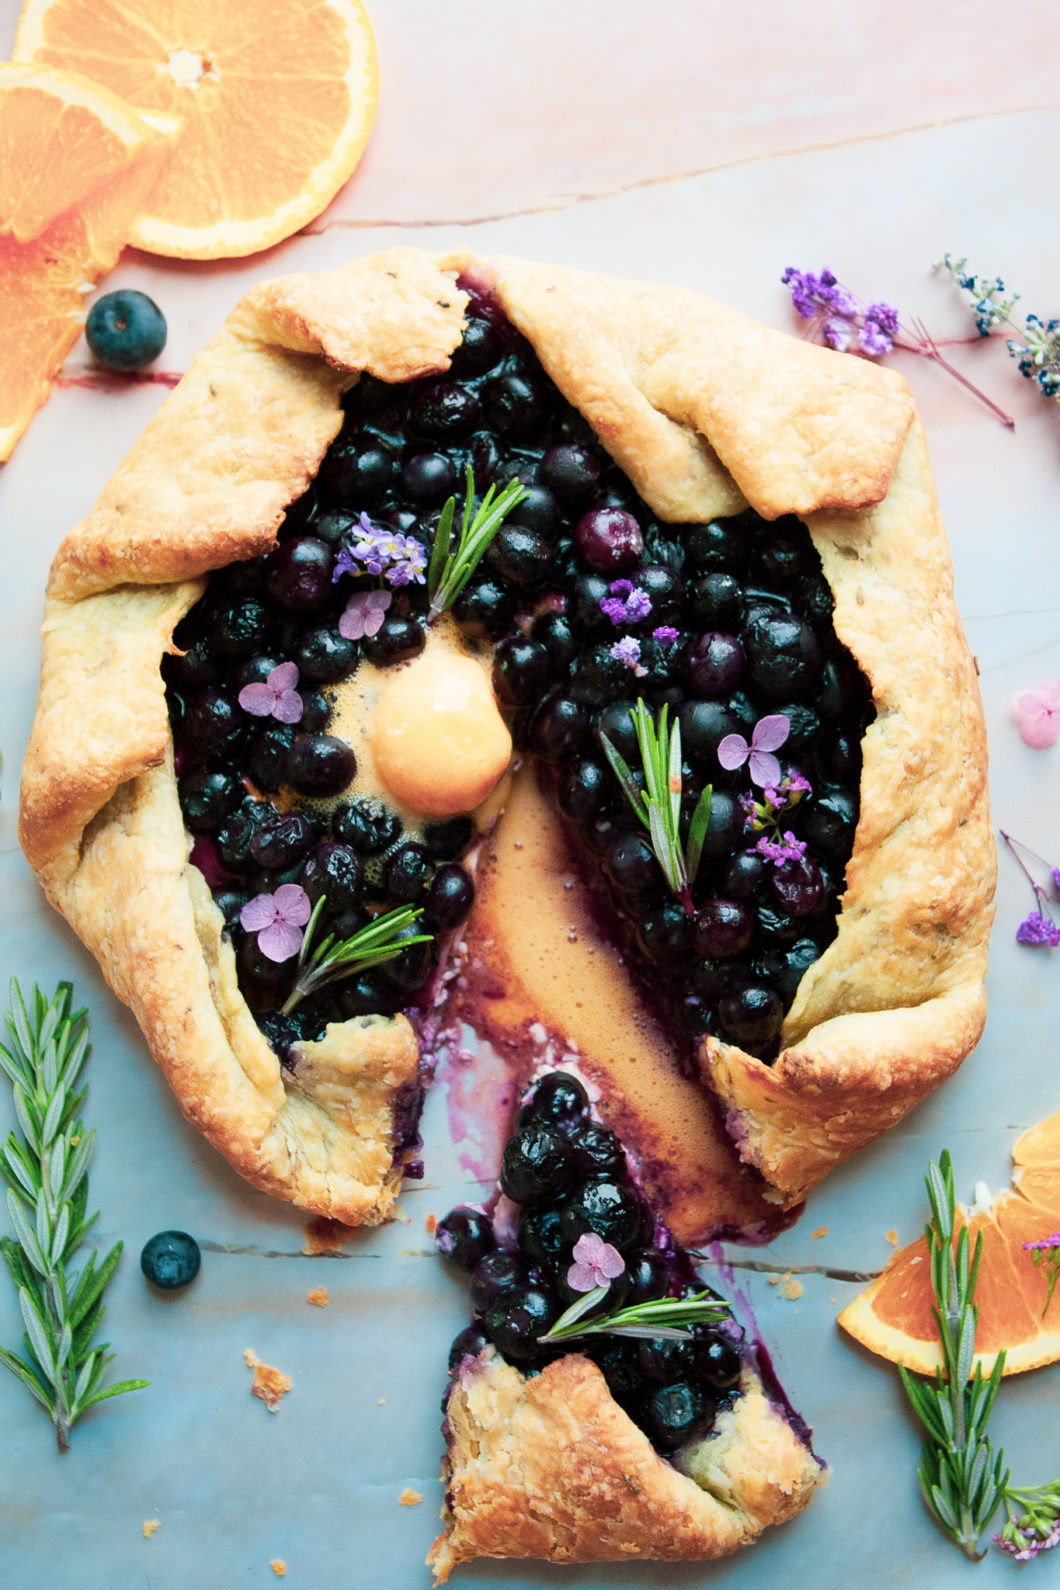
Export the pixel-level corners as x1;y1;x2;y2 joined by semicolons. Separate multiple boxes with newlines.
429;1071;823;1577
19;248;993;1223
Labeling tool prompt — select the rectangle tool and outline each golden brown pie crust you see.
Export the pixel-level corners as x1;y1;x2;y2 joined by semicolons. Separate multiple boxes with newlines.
19;247;992;1223
428;1346;824;1579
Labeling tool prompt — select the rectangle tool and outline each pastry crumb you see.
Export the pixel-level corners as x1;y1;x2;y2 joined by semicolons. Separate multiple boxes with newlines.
885;1228;899;1246
425;1213;437;1235
248;1357;292;1412
302;1216;356;1255
399;1488;423;1507
809;1226;829;1239
769;1271;803;1299
142;1519;160;1540
377;1397;386;1405
244;1348;260;1368
270;1560;287;1577
306;1286;329;1307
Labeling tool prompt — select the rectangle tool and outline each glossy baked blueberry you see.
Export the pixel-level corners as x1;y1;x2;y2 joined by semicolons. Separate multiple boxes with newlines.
265;537;335;613
639;1380;713;1452
685;633;745;698
522;1072;590;1138
285;734;357;797
179;768;243;832
451;577;517;638
531;610;579;671
570;1124;626;1180
333;798;401;854
540;443;602;506
401;451;457;505
469;1250;534;1314
694;1331;743;1390
411;381;481;441
140;1230;201;1290
386;843;434;904
559;1178;645;1252
423;864;475;932
694;900;754;959
530;695;591;764
250;811;314;870
518;1205;569;1268
448;1324;490;1370
500;1124;576;1207
573;507;643;573
362;615;426;668
718;984;784;1048
636;1335;697;1385
436;1207;495;1271
294;626;357;683
636;901;694;965
492;636;552;705
299;841;364;909
557;757;609;823
484;1284;560;1361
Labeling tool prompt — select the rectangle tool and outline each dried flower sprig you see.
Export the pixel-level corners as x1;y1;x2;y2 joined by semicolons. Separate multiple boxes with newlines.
0;980;147;1451
897;1151;1060;1561
539;1285;731;1346
281;899;432;1014
782;265;1015;428
426;467;529;623
1012;680;1060;750
334;513;428;588
1023;1234;1060;1320
600;700;713;916
999;831;1060;949
937;255;1060;402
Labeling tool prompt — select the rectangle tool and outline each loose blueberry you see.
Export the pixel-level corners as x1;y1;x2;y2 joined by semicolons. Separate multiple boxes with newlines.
570;1124;626;1180
386;842;434;904
362;615;426;668
559;1177;645;1252
86;289;167;371
250;811;315;870
299;841;364;909
522;1073;590;1138
140;1229;201;1290
448;1324;491;1371
484;1284;560;1361
333;798;401;854
423;864;475;931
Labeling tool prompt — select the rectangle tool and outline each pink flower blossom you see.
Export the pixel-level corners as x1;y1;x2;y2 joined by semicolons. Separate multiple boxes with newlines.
339;587;392;640
1013;680;1060;749
566;1232;626;1294
237;662;303;724
240;884;312;962
717;714;791;787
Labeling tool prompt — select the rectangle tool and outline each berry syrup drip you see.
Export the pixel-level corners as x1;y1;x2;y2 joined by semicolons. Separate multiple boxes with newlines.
162;279;872;1067
437;1072;745;1459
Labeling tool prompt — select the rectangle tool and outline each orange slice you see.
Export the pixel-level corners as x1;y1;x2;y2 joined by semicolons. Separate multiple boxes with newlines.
839;1108;1060;1376
0;62;162;241
0;103;178;462
14;0;380;260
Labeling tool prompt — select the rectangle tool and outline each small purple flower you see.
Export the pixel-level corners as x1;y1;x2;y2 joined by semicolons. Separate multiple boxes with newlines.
717;714;790;787
237;662;303;724
566;1232;626;1294
784;771;813;799
756;831;807;865
1023;1234;1060;1252
653;625;679;646
995;1517;1060;1560
339;587;392;640
240;884;312;963
781;267;899;361
333;515;427;587
611;636;642;668
1016;911;1060;947
600;578;652;627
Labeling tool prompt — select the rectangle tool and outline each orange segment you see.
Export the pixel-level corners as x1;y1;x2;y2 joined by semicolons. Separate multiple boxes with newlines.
839;1113;1060;1377
0;109;178;462
14;0;380;259
0;63;160;241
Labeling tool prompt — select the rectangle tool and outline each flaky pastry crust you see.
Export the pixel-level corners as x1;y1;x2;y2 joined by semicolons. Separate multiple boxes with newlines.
428;1347;824;1579
19;247;992;1221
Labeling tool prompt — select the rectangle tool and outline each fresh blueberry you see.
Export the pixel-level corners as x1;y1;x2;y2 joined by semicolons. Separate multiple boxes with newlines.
500;1124;576;1207
140;1229;201;1290
285;734;357;797
423;864;475;932
573;507;643;573
86;289;167;371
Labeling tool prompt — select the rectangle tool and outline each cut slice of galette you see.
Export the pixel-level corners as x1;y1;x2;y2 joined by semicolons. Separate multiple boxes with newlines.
429;1071;824;1578
19;248;994;1225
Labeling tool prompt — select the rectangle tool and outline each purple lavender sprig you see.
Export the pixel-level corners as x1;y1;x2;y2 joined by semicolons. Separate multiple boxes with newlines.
1000;831;1060;949
1023;1234;1060;1320
781;265;1015;428
333;512;428;588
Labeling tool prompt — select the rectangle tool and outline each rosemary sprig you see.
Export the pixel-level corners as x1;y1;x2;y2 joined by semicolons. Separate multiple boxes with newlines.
282;900;433;1014
539;1286;730;1346
898;1151;1060;1561
0;980;147;1450
427;465;529;622
600;700;712;916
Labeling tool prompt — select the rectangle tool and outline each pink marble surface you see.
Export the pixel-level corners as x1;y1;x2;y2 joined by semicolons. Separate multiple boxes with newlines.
2;4;1060;1588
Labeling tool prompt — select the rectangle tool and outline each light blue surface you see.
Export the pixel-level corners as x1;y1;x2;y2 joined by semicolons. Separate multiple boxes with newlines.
2;64;1060;1590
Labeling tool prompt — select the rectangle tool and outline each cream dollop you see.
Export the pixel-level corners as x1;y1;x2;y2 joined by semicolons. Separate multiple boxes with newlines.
371;651;512;818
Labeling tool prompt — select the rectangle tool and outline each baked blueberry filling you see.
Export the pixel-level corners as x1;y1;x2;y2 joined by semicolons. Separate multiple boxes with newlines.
437;1072;744;1458
163;280;872;1069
